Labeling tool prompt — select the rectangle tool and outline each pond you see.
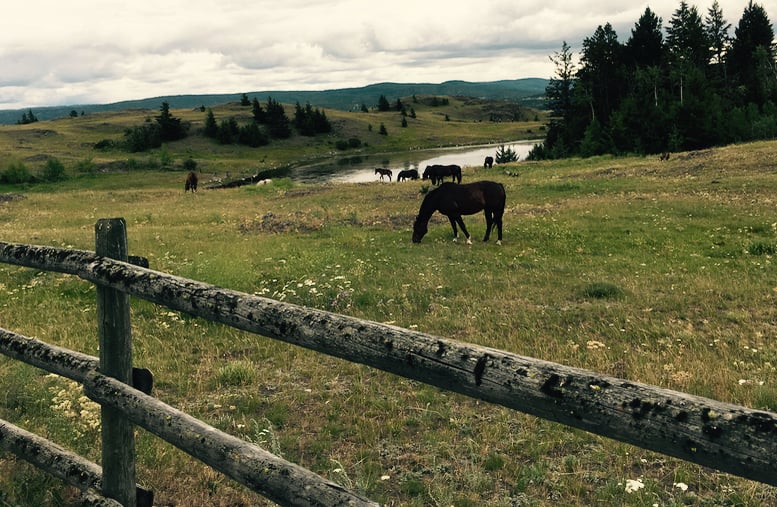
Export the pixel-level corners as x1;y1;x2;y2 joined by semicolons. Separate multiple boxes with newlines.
289;140;538;184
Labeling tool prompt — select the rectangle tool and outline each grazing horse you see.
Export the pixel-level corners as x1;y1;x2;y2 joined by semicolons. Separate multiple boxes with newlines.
422;164;462;185
397;169;419;181
185;171;198;193
412;181;505;245
484;156;494;168
375;168;393;181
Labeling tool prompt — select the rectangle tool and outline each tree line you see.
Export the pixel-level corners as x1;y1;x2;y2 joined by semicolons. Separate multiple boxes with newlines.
120;95;333;152
531;1;776;159
202;95;331;147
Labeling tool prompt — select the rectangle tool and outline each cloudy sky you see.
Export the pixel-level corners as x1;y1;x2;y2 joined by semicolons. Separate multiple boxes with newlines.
0;1;766;109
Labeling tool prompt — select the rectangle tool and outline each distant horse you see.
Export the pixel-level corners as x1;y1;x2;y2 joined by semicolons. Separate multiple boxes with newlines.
397;169;419;181
484;156;494;168
412;181;505;245
422;164;462;185
375;168;393;181
185;171;198;193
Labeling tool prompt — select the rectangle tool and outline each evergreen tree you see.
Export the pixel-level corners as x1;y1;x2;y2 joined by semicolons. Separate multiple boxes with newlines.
18;109;38;124
156;102;187;142
240;93;250;106
204;109;218;138
543;41;578;158
577;23;626;126
265;97;291;138
666;2;711;69
705;1;731;70
377;95;391;112
252;97;266;123
625;7;665;69
728;1;775;105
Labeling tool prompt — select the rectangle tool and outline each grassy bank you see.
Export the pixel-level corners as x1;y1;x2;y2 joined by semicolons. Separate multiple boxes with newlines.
1;137;777;505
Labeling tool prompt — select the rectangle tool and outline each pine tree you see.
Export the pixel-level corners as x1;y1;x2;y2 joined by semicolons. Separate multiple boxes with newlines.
204;109;218;138
156;102;187;142
728;1;775;105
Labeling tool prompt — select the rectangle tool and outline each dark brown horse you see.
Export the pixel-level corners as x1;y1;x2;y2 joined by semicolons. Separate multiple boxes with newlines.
422;164;462;185
412;181;505;245
185;171;198;193
375;168;393;181
397;169;419;181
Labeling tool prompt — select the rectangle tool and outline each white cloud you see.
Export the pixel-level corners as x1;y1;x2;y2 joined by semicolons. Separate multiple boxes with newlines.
0;0;765;108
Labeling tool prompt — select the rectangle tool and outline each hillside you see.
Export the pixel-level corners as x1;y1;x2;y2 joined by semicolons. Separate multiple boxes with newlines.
0;94;547;181
0;79;548;125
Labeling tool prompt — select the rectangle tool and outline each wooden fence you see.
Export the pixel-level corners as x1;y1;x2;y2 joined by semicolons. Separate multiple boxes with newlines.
1;218;776;506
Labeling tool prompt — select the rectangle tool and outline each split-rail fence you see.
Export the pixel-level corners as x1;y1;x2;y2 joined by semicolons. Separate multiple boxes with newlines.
0;218;776;506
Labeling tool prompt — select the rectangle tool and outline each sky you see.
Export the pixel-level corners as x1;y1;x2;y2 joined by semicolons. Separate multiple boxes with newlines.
1;0;770;110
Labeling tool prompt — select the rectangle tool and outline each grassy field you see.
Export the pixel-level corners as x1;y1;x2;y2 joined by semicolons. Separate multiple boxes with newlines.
1;104;777;505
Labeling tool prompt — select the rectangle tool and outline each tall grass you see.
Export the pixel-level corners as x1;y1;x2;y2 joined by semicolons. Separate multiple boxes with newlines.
2;142;777;505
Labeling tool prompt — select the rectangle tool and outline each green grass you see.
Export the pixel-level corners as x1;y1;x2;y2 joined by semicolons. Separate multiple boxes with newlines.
1;114;777;505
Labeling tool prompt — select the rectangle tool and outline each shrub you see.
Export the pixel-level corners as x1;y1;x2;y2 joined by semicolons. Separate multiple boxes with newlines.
1;162;33;184
42;158;67;182
75;158;96;174
94;139;116;150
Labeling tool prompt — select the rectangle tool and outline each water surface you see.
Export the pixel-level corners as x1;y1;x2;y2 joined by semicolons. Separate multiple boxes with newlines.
290;141;536;183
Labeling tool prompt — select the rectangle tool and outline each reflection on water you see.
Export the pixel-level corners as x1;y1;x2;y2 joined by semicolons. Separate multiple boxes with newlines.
290;141;536;184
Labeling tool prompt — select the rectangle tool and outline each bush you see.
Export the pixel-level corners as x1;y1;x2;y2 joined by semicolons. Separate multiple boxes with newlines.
42;158;67;182
75;158;96;174
94;139;116;150
124;124;161;152
1;162;33;184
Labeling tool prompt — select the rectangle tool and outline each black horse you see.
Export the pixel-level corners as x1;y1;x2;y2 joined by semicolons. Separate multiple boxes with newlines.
375;168;393;181
397;169;419;181
484;156;494;168
422;164;462;185
412;181;505;245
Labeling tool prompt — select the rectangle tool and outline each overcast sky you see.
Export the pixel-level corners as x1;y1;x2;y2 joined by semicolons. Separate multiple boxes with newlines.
1;1;769;109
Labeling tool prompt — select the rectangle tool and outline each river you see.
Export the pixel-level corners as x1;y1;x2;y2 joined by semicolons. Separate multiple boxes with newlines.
289;140;537;184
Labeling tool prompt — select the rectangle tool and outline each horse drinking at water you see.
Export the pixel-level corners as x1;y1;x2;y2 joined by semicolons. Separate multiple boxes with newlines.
422;164;462;185
412;181;505;245
375;168;393;181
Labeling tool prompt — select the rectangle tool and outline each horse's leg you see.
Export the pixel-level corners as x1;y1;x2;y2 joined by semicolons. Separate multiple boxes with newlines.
455;216;471;244
494;209;504;245
447;216;459;241
483;210;494;242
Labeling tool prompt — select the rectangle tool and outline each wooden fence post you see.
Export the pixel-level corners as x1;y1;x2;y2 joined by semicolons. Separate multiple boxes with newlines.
95;218;136;507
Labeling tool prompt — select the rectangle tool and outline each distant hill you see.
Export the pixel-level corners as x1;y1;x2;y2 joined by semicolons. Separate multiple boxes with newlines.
0;79;548;125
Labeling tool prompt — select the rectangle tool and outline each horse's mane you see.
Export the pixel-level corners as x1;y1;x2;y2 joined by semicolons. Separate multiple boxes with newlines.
416;186;443;223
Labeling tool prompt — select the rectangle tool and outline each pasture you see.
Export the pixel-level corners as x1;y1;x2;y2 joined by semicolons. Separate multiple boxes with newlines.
1;140;777;505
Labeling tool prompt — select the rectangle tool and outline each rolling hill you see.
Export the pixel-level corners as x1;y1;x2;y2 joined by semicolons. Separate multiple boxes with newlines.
0;79;548;125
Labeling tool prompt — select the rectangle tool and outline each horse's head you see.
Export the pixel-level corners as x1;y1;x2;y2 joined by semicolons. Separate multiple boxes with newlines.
412;217;427;243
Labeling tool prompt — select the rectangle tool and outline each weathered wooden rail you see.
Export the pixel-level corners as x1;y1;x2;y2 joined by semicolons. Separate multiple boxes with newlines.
1;218;777;506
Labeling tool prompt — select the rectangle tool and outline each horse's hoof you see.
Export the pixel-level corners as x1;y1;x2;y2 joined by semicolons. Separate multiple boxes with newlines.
466;238;472;245
496;240;502;246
